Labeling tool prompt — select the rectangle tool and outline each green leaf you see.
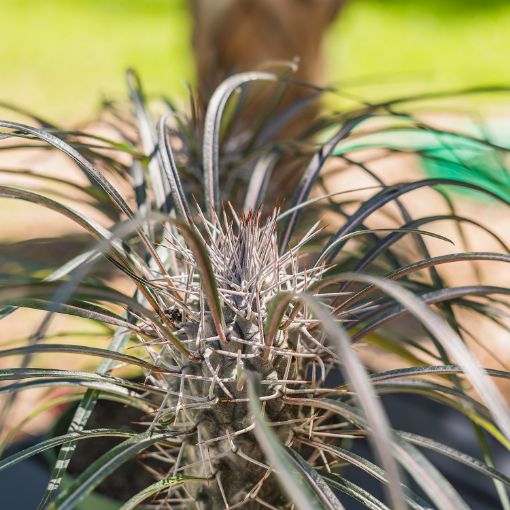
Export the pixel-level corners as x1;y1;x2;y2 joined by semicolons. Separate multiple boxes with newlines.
321;472;390;510
51;430;184;510
279;114;372;252
0;185;151;287
339;252;510;314
243;150;279;212
0;368;164;398
0;429;133;472
285;447;346;510
0;281;156;327
125;68;166;214
0;377;154;407
316;227;454;266
321;178;510;264
370;364;510;383
0;121;135;219
119;475;206;510
353;285;510;342
37;329;141;506
328;273;510;444
6;298;134;330
394;437;470;510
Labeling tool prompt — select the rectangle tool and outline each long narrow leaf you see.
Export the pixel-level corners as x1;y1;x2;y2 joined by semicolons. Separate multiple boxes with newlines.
0;344;170;373
40;328;133;507
157;115;190;220
203;71;276;218
300;294;407;510
321;472;390;510
51;430;184;510
0;429;133;472
175;220;226;346
343;274;510;448
0;121;135;219
247;374;343;510
119;475;205;510
284;397;470;510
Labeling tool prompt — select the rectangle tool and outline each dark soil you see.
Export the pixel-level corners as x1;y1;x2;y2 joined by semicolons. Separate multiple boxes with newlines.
53;399;162;502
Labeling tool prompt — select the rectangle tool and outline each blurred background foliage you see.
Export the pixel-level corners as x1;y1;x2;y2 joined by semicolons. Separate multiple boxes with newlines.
1;0;510;123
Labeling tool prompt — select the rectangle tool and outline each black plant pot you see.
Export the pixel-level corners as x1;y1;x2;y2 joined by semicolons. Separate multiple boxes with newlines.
1;436;51;510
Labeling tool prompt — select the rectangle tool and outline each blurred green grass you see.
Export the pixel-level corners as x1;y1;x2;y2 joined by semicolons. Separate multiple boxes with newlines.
327;0;510;103
0;0;192;122
1;0;510;122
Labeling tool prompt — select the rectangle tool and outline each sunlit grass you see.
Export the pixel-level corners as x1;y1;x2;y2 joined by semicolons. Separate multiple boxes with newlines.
327;0;510;102
0;0;192;122
1;0;510;122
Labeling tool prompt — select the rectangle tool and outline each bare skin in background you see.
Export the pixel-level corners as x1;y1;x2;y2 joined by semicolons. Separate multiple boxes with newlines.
1;0;509;441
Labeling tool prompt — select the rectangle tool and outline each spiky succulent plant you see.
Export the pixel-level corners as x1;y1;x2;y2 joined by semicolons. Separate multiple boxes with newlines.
1;71;510;510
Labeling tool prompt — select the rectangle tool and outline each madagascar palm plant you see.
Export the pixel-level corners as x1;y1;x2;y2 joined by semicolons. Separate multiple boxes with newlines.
1;70;510;509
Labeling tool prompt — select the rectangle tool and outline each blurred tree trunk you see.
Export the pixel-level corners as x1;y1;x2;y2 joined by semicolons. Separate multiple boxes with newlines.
189;0;344;202
190;0;343;102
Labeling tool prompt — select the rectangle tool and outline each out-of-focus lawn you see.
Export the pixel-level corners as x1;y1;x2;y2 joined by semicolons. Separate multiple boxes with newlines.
327;0;510;103
0;0;192;122
1;0;510;122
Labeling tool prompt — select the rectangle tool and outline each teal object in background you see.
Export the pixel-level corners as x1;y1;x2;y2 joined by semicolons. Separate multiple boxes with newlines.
333;122;510;202
420;129;510;202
